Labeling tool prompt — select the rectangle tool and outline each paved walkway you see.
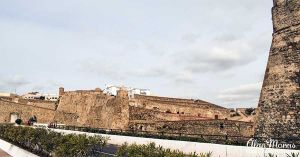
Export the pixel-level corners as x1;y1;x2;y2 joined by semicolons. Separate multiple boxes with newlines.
0;148;11;157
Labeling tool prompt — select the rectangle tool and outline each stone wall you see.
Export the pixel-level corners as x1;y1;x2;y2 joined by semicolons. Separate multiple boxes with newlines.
129;106;212;121
0;87;251;137
129;119;254;137
255;0;300;139
129;105;253;137
131;95;230;120
54;89;129;129
0;99;55;123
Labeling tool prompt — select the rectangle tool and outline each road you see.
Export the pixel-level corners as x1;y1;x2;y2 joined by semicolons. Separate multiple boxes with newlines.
0;148;11;157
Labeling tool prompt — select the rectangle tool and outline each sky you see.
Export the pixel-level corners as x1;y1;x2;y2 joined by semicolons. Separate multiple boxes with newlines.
0;0;273;108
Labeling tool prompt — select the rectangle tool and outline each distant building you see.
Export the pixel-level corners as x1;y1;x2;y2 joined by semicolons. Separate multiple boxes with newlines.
0;92;17;97
22;92;59;101
103;84;151;98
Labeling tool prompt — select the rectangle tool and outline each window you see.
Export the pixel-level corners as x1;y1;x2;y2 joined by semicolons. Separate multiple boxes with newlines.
215;115;219;120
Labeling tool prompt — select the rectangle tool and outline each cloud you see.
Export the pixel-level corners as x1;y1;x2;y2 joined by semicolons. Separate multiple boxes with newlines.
172;29;271;74
0;0;273;107
0;75;30;92
173;44;256;73
127;67;167;78
81;60;126;80
217;82;263;107
30;80;63;92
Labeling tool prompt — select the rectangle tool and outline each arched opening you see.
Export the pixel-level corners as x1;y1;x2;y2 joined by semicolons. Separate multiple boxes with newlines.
166;109;172;113
10;113;19;123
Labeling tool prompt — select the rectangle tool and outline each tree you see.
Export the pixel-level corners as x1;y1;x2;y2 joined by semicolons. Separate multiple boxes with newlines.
15;119;22;125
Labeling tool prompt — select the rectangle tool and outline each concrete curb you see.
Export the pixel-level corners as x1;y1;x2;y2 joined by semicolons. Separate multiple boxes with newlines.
0;139;39;157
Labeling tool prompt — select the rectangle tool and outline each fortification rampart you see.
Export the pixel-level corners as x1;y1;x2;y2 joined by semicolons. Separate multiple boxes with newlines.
129;106;212;122
129;119;254;137
54;88;129;129
272;0;300;32
131;95;230;120
255;0;300;139
0;99;55;123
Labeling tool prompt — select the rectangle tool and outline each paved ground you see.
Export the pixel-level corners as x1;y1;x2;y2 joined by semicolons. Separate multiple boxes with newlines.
0;148;11;157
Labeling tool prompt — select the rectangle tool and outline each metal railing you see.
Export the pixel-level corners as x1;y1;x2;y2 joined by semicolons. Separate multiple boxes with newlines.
50;125;300;149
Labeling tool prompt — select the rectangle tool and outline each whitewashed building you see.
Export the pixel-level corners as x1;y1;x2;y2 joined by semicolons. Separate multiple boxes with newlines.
0;92;17;97
103;84;151;98
22;92;59;101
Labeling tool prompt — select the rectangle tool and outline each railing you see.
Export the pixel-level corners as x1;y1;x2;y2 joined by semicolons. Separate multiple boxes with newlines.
49;125;300;149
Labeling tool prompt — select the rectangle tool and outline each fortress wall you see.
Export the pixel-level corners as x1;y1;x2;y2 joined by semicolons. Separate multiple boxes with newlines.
0;97;57;110
255;0;300;138
54;89;129;129
26;99;57;110
131;95;230;119
134;95;200;103
0;99;55;123
129;106;212;122
272;0;300;32
129;120;254;137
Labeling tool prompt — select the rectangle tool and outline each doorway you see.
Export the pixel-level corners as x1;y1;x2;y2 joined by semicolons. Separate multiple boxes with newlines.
10;113;19;123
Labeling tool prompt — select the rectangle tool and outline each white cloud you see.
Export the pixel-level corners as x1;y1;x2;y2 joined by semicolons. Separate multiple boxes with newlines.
218;82;263;107
0;0;272;107
0;75;30;92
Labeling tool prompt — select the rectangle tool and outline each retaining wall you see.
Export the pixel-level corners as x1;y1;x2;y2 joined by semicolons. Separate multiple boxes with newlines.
50;128;300;157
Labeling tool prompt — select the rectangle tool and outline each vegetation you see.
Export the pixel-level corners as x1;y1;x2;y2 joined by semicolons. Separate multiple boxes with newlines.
117;142;212;157
287;152;300;157
15;119;22;125
268;153;278;157
0;125;108;157
0;125;298;157
268;153;300;157
245;108;255;115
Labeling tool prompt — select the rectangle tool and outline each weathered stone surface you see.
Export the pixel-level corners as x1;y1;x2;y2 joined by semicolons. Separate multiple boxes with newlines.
129;119;253;137
0;99;55;123
54;89;129;129
131;95;230;120
254;0;300;139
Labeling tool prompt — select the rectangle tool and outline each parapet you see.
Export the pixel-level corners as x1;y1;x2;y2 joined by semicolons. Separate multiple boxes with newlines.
59;87;65;97
272;0;300;32
117;88;129;98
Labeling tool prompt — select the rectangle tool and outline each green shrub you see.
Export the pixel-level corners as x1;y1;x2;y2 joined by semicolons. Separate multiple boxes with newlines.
245;108;255;115
15;119;22;125
287;152;300;157
116;142;212;157
0;125;108;157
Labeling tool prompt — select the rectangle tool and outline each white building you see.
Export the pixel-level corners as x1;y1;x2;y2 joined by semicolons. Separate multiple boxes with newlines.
22;92;59;101
0;92;17;97
103;84;151;98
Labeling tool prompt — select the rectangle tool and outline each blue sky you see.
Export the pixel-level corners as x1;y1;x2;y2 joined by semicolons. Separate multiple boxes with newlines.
0;0;273;108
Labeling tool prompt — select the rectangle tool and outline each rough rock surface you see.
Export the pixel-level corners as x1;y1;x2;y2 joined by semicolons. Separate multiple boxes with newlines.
54;89;129;129
255;0;300;139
